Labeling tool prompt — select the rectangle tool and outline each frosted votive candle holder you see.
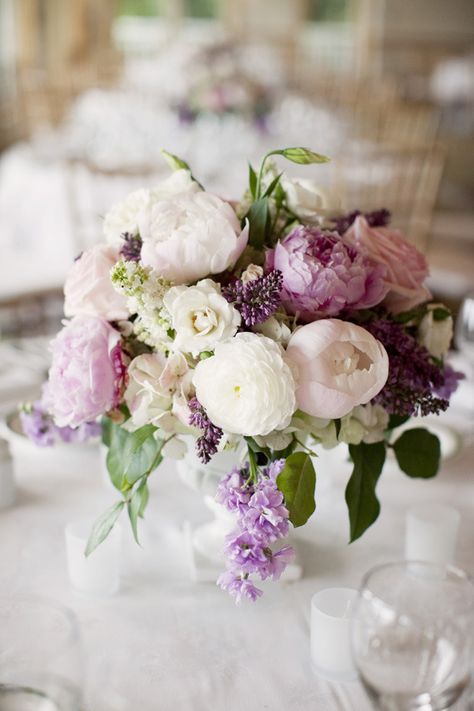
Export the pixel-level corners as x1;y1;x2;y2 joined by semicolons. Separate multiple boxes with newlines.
310;587;358;682
405;504;460;566
65;520;121;595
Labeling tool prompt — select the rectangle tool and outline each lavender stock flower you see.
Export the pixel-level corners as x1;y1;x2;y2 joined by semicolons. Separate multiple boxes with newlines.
188;396;223;464
119;232;142;262
223;270;283;327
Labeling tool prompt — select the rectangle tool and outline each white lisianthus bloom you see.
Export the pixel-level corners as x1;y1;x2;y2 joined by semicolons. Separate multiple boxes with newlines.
282;175;340;224
338;404;389;445
103;170;199;245
139;191;248;284
163;279;241;357
124;351;194;434
193;333;296;436
418;304;453;359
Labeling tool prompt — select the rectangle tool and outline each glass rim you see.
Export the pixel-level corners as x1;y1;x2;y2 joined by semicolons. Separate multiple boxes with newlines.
0;593;80;651
359;560;474;611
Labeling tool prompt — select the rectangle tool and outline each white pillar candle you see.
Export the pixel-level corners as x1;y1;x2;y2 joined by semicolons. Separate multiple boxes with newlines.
310;587;358;682
0;438;15;509
65;520;121;595
405;504;460;565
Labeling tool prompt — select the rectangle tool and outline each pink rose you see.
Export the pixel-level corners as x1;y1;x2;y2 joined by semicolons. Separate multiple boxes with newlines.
286;319;389;419
64;245;129;322
343;216;431;314
46;317;123;427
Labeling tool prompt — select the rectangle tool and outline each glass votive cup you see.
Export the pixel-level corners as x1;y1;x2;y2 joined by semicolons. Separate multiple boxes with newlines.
65;520;122;596
405;504;460;566
0;594;83;710
310;587;358;682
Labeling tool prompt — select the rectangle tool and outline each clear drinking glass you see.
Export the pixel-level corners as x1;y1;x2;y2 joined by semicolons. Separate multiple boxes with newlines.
455;291;474;363
351;562;474;711
0;595;83;710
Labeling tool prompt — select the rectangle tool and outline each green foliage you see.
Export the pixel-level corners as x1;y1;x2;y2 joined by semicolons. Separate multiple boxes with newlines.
248;163;258;199
106;421;163;491
392;428;441;478
387;414;411;430
246;198;270;250
128;480;149;544
277;452;316;527
271;147;330;165
85;501;124;557
345;441;386;543
160;149;191;172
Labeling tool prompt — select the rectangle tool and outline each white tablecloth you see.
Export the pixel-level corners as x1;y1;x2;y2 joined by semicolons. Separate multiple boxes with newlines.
0;414;473;710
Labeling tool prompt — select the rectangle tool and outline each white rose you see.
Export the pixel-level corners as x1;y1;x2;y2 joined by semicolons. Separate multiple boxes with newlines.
139;191;248;284
241;264;264;284
163;279;241;356
339;404;389;445
193;332;296;436
282;176;340;224
103;170;198;245
125;351;193;434
418;305;453;359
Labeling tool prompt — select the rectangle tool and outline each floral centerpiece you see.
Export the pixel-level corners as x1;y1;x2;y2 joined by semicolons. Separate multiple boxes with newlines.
24;147;461;603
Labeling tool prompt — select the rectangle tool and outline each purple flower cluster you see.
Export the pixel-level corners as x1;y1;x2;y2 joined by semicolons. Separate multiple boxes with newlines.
20;401;100;447
266;227;388;322
119;232;142;262
216;460;294;603
366;319;450;416
223;270;283;327
188;397;223;463
332;208;391;235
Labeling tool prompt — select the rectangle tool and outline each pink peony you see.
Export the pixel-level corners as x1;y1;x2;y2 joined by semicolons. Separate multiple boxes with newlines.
46;317;123;427
343;216;431;314
64;244;129;322
266;227;387;322
286;318;389;419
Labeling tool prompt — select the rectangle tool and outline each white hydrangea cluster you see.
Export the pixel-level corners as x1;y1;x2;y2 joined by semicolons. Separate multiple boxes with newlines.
111;259;172;349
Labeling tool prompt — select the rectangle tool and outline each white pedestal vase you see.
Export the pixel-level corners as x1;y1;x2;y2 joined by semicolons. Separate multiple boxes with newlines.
177;440;302;583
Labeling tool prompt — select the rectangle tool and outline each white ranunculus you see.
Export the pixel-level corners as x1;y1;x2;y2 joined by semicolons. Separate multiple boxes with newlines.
124;351;194;434
282;176;340;224
103;170;198;246
139;191;248;284
339;404;389;445
163;279;241;357
418;305;453;359
193;332;296;436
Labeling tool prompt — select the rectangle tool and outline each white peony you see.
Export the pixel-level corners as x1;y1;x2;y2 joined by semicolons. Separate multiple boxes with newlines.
282;175;340;224
103;170;198;246
139;191;248;284
124;351;194;434
418;305;453;359
338;404;389;445
163;279;241;357
192;332;296;436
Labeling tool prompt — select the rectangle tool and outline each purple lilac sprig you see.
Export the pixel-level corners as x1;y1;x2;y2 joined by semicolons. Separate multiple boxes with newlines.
188;397;223;464
332;208;391;235
216;460;295;603
119;232;142;262
365;319;450;416
223;270;283;327
20;402;101;447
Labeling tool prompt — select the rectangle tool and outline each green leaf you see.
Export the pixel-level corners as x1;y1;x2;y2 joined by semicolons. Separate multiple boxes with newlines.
105;422;162;491
432;307;451;322
276;452;316;527
345;442;386;543
248;163;258;199
387;414;411;430
127;481;149;544
85;501;124;557
392;428;440;478
101;416;112;447
160;149;191;172
263;172;283;198
274;147;330;165
246;198;270;249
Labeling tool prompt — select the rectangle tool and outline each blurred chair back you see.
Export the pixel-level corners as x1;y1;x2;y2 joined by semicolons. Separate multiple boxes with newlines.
332;146;445;252
0;288;63;339
352;102;440;149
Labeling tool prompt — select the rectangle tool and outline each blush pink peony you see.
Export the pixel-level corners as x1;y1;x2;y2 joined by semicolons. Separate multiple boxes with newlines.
343;216;431;314
46;317;123;427
286;318;389;419
64;244;129;322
